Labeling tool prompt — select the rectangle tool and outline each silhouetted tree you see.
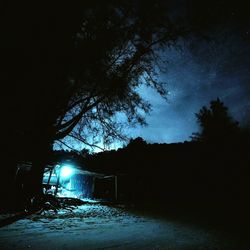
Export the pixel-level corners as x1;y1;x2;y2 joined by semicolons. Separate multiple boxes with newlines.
127;137;147;148
2;1;186;201
192;98;239;143
3;1;248;205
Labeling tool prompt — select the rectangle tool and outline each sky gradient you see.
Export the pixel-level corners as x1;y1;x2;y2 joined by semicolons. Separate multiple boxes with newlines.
128;34;250;143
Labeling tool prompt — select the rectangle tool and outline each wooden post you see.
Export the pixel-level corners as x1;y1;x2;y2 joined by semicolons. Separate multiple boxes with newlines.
91;176;95;198
54;171;60;196
45;169;53;193
115;175;118;201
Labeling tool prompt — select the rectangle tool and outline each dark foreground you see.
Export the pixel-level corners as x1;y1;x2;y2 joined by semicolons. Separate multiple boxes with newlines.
0;201;249;250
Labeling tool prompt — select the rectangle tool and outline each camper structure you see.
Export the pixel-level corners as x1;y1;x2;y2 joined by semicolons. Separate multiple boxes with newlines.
16;161;118;201
43;163;118;200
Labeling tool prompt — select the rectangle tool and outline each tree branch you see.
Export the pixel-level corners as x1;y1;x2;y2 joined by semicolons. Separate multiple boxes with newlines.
54;96;105;140
56;139;79;152
55;96;92;131
67;133;105;151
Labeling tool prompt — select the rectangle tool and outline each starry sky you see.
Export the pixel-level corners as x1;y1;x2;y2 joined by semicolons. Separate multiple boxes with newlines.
127;33;250;143
56;0;250;151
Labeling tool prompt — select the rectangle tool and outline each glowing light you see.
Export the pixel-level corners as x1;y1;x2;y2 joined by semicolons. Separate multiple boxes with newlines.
60;165;74;178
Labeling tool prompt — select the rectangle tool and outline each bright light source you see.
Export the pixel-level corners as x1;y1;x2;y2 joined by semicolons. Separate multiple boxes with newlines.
60;165;74;178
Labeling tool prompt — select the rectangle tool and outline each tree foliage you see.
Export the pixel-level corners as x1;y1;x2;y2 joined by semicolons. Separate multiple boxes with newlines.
192;98;239;143
2;1;185;157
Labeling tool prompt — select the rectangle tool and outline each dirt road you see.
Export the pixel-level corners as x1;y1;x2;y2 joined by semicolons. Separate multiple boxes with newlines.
0;204;248;249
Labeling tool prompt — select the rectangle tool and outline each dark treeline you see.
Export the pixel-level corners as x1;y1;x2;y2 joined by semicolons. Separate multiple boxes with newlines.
85;100;250;205
86;136;250;205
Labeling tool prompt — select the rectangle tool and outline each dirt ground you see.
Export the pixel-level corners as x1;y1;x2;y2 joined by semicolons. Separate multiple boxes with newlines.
0;203;249;250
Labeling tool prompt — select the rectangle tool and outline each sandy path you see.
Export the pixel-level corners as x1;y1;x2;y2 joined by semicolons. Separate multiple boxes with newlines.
0;204;248;250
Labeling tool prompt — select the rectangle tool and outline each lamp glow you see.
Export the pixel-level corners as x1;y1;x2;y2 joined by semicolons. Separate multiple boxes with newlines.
60;165;74;178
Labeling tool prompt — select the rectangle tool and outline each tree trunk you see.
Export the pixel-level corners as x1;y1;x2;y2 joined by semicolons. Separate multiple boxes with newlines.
28;158;46;199
26;141;52;207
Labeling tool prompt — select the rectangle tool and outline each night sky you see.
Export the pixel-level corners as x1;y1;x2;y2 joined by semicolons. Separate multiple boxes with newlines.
56;1;250;151
128;32;250;143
